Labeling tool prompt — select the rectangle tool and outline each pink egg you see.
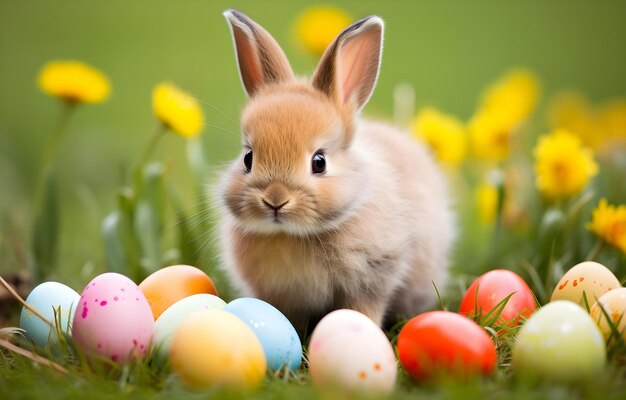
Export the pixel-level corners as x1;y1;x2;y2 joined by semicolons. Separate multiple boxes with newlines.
72;272;154;364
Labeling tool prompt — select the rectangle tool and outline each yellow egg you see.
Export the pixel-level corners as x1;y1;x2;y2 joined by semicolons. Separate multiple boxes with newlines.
551;261;620;306
590;288;626;347
169;309;266;390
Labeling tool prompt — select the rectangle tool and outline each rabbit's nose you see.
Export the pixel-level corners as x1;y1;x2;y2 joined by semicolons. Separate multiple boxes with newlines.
262;198;289;212
262;182;290;208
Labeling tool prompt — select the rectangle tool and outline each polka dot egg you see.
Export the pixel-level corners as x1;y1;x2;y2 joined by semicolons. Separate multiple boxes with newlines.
551;261;620;305
72;273;154;364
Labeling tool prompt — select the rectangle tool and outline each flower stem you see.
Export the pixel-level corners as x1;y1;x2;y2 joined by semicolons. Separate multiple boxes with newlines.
586;239;604;261
35;102;76;200
132;122;167;184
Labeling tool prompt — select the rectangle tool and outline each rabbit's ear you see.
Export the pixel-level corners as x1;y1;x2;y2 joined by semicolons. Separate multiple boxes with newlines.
224;9;294;97
312;16;384;111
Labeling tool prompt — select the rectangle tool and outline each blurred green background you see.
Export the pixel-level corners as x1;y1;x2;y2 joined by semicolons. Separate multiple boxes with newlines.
1;0;626;289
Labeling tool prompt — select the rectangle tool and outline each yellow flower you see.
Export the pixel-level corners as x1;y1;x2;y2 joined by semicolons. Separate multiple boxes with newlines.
476;181;499;224
479;69;540;126
469;70;539;162
38;60;110;103
469;110;517;162
411;107;466;166
295;6;351;56
598;99;626;142
533;129;598;200
548;92;600;148
588;198;626;254
152;83;204;138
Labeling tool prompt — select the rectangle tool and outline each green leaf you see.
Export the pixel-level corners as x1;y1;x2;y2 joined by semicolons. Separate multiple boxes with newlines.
134;162;166;275
186;137;209;184
101;209;140;279
31;167;59;281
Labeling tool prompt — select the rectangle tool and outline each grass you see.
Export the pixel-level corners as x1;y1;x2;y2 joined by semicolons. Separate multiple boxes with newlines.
2;0;626;399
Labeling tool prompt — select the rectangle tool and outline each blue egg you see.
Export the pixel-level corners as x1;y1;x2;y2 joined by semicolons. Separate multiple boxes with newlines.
19;281;80;349
224;297;302;371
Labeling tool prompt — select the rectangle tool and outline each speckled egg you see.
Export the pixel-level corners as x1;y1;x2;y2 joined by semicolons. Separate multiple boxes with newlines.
19;281;80;349
72;273;154;364
308;309;397;394
153;294;226;364
590;287;626;347
551;261;620;305
223;297;301;371
169;309;266;390
512;301;606;381
139;265;218;320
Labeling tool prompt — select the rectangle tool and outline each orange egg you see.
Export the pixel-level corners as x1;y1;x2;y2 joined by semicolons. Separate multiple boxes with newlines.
139;265;218;320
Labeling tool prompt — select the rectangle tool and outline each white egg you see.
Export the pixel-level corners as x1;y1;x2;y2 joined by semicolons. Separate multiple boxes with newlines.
308;309;396;393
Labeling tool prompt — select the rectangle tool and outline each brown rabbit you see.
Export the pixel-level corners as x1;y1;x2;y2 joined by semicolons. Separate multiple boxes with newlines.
216;9;454;332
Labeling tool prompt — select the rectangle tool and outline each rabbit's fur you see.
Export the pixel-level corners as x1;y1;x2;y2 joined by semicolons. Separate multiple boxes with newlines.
216;10;454;332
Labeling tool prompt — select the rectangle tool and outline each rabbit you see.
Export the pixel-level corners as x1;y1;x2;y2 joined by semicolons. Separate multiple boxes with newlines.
215;9;455;333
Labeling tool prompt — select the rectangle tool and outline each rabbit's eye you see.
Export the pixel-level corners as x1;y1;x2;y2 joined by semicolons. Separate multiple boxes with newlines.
243;149;253;172
312;152;326;175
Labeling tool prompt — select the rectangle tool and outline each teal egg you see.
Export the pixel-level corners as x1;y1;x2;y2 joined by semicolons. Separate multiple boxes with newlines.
19;281;80;349
153;293;226;364
224;297;302;371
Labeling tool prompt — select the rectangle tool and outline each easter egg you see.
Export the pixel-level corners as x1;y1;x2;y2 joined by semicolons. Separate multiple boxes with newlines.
308;309;397;394
551;261;620;305
590;288;626;347
459;269;537;325
19;282;80;349
72;273;154;364
512;301;606;381
397;311;497;381
153;294;226;364
224;298;301;371
139;264;218;320
169;309;266;390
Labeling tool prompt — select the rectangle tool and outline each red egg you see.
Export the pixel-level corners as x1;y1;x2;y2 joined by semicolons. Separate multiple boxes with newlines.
397;311;497;381
459;269;536;325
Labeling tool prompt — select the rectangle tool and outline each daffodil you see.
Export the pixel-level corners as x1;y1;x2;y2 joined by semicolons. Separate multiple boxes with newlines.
411;108;466;166
533;129;598;200
295;6;351;56
588;198;626;254
152;83;204;138
38;60;110;103
476;181;499;225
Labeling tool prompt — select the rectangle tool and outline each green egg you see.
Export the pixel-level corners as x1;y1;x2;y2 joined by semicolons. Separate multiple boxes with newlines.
512;300;606;382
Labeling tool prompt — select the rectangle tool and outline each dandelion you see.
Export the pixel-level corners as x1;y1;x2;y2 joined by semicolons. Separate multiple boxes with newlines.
411;108;466;166
549;93;626;150
469;111;517;162
295;6;351;56
533;129;598;200
38;60;110;103
548;92;600;148
588;199;626;254
469;70;539;163
476;181;499;225
152;83;204;138
598;99;626;142
479;69;539;126
34;60;110;279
